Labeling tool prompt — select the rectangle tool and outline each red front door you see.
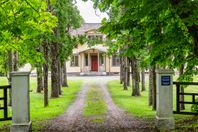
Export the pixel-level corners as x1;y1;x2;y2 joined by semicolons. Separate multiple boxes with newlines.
91;56;98;71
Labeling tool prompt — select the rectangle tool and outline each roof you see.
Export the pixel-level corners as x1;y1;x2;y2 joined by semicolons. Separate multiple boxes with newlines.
70;23;101;36
74;45;108;54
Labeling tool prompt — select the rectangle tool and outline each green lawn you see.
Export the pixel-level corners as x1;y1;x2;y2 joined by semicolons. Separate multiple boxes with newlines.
107;75;198;128
0;77;82;131
83;84;107;123
108;80;155;118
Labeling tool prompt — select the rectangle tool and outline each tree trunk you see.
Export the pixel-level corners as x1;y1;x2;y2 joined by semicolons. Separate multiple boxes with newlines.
13;51;18;71
149;67;153;106
62;62;68;87
60;64;63;86
58;60;62;95
131;59;135;95
127;58;130;86
36;66;43;93
51;42;60;98
43;40;49;107
108;57;111;75
120;57;123;84
127;66;130;86
131;57;140;96
123;66;128;90
123;57;128;90
8;50;13;106
152;65;156;110
194;31;198;57
141;69;146;91
179;64;185;110
47;0;59;98
120;56;124;84
8;50;13;84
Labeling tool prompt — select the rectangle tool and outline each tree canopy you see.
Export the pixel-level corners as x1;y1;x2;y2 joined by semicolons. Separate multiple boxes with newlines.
0;0;57;67
90;0;198;80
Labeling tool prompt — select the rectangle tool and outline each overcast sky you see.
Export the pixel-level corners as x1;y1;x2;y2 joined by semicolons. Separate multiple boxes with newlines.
76;0;108;23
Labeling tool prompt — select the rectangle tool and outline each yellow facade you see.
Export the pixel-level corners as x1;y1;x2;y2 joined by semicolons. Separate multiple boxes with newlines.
67;23;120;75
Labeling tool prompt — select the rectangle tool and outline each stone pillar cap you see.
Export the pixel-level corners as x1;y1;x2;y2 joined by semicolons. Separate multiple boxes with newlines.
155;69;174;74
11;72;30;76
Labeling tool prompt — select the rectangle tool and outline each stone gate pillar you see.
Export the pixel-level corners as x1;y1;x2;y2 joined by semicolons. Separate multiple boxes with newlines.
155;69;175;130
10;72;31;132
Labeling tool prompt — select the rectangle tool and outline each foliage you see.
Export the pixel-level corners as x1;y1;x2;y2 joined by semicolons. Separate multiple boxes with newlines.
0;0;57;73
51;0;84;64
191;98;198;113
89;0;198;80
0;0;57;50
0;51;8;75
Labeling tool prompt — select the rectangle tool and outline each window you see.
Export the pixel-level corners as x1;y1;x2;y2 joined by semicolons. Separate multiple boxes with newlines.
85;53;88;66
70;55;79;67
88;35;93;39
112;55;120;66
87;35;103;41
99;53;104;66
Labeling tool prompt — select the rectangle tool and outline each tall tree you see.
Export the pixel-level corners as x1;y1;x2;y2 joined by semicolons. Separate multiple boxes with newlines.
0;0;57;107
0;1;56;108
48;0;83;97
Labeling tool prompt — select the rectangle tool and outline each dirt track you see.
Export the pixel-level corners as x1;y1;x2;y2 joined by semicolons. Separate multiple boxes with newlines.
43;76;155;132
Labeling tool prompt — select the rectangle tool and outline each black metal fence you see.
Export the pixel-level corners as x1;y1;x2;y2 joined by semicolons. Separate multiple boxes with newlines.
173;82;198;115
0;85;12;121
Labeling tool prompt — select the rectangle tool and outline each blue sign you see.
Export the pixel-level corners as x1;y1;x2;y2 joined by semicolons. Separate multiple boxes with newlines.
161;76;171;86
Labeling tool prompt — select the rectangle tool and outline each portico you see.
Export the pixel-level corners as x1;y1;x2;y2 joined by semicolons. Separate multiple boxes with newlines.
79;47;107;75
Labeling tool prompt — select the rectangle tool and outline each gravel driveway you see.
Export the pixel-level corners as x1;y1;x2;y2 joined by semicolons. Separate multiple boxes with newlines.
43;76;155;132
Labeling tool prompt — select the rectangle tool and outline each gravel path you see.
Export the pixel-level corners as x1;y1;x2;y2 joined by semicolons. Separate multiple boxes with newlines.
43;76;155;132
44;82;89;132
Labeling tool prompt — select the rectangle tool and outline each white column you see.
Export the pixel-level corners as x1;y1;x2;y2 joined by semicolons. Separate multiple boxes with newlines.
98;52;100;72
105;55;107;72
156;69;175;130
81;53;83;72
109;56;111;75
10;72;31;132
88;52;90;72
80;53;85;75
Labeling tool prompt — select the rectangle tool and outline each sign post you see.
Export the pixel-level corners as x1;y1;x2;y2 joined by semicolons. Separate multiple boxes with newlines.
156;69;175;130
10;72;31;132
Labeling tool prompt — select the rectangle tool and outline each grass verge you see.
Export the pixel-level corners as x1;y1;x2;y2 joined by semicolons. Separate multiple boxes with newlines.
108;80;155;118
0;77;82;131
83;84;107;123
107;76;198;130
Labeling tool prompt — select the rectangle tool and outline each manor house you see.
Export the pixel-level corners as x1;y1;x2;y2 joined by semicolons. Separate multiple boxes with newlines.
67;23;120;75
